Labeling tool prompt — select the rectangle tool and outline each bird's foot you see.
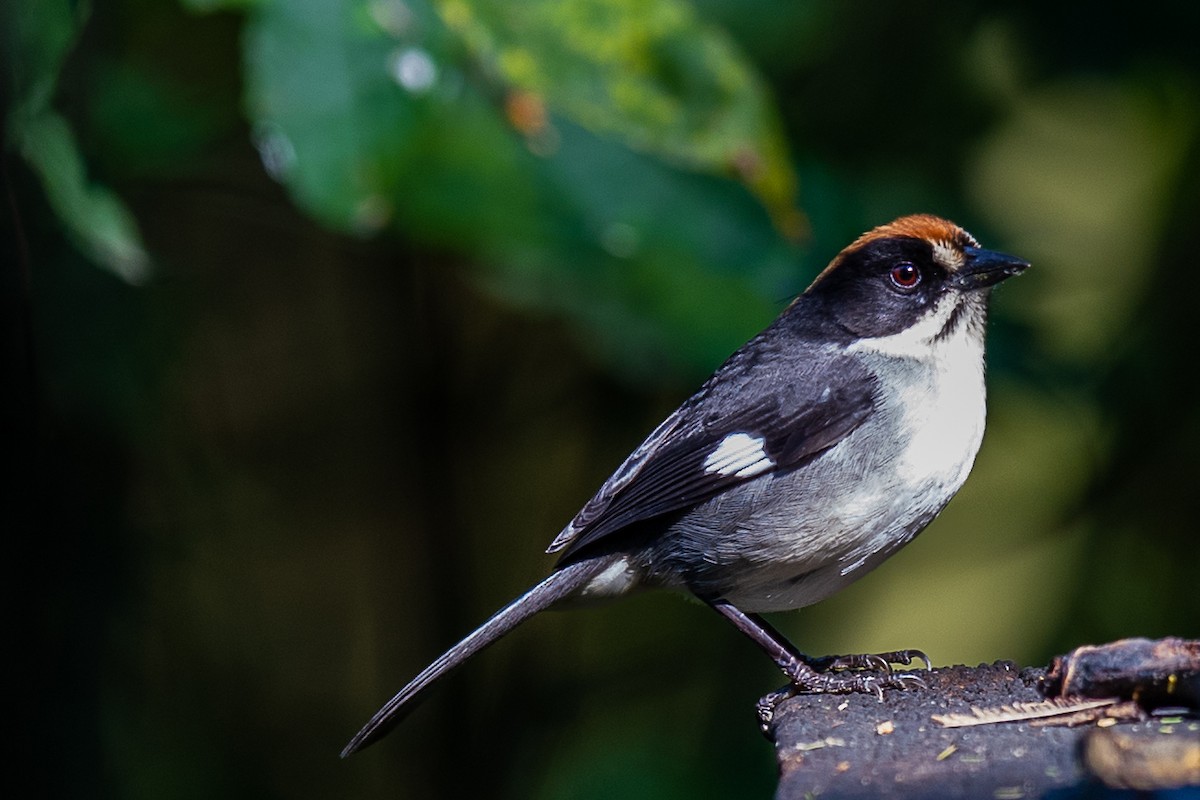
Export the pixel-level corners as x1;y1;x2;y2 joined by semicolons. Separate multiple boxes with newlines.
811;648;932;674
755;649;930;731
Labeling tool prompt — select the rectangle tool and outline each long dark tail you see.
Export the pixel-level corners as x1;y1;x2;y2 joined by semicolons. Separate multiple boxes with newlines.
340;557;611;757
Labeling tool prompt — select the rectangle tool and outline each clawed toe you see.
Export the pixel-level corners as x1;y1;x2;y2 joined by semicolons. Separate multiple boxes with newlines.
890;671;927;689
881;648;932;671
754;669;907;732
813;648;931;673
768;647;930;708
820;652;892;673
756;685;797;732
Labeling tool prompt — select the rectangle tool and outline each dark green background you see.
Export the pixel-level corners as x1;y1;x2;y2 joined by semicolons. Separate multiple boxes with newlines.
6;1;1198;798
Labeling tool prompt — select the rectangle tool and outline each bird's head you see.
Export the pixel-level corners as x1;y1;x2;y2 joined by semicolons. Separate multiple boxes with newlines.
801;214;1029;354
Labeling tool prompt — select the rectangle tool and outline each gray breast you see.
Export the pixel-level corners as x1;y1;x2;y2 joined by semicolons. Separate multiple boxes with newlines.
640;347;986;613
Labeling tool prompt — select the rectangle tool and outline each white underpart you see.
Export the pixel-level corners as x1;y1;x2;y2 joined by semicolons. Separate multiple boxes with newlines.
704;432;774;478
844;294;988;576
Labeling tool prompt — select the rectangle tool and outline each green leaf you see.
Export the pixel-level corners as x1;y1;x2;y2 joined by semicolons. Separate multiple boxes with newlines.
180;0;265;11
242;0;542;241
479;121;799;382
435;0;801;234
3;0;151;283
17;111;150;283
238;0;802;381
0;0;81;115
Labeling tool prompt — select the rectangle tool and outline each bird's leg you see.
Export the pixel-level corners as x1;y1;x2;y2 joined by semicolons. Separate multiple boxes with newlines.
705;599;926;728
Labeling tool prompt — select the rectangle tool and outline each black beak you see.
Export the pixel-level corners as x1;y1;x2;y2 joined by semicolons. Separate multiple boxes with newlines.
953;246;1030;291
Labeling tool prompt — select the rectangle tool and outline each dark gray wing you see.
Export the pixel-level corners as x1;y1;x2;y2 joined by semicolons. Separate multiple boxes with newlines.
547;343;878;561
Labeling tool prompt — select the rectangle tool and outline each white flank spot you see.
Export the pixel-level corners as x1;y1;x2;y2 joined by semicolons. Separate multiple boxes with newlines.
580;557;637;599
704;432;773;478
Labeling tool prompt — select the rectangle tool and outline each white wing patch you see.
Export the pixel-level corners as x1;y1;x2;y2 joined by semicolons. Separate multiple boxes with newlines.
703;432;774;478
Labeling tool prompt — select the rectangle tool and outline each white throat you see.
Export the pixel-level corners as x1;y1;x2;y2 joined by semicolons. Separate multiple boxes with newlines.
849;292;990;498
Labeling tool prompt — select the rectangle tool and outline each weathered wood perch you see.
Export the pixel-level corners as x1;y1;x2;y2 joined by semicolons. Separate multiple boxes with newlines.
767;638;1199;799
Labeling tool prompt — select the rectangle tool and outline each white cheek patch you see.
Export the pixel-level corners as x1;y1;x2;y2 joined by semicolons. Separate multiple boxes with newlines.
704;432;774;478
849;294;959;359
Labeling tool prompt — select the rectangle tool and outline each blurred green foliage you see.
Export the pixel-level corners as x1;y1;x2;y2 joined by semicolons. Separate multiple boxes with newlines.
5;0;149;281
5;1;1198;799
226;0;801;381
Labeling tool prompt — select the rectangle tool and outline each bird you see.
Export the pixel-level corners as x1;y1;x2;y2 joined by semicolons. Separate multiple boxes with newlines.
341;214;1029;756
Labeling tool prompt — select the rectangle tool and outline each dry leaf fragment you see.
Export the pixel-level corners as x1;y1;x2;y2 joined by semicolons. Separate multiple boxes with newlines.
932;697;1118;728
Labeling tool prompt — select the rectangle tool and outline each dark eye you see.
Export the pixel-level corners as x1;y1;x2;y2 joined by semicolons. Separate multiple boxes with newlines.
888;262;921;290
